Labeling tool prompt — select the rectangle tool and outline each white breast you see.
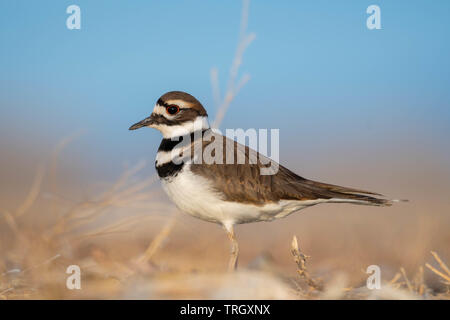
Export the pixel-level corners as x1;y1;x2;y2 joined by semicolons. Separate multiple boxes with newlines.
159;164;314;226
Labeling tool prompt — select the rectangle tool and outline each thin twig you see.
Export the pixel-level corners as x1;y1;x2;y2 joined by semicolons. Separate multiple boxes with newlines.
430;251;450;277
290;235;323;291
425;251;450;284
49;130;86;196
22;254;61;274
400;267;413;292
138;215;176;264
390;272;402;285
426;263;450;283
0;287;13;296
15;163;45;218
211;0;255;129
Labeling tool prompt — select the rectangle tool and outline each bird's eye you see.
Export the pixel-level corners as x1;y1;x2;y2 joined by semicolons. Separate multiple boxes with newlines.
166;105;180;115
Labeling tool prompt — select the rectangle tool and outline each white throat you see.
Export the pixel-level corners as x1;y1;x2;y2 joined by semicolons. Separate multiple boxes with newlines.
155;116;210;139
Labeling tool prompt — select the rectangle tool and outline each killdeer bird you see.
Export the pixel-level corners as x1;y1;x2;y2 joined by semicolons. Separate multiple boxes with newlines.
129;91;394;270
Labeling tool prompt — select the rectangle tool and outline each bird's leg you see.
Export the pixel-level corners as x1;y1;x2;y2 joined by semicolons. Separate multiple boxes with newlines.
225;224;239;271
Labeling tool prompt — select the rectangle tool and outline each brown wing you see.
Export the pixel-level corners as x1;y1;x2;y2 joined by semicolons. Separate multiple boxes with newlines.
189;131;390;206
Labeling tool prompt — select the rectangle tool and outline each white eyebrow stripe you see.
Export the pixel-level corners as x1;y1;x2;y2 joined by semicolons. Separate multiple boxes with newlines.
152;104;167;116
165;99;190;106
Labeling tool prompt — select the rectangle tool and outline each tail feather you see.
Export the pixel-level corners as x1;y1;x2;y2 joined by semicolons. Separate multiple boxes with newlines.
303;179;383;197
328;195;393;207
301;179;397;207
278;166;406;206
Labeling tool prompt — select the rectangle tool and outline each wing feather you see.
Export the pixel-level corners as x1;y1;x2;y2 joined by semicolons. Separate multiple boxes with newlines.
189;131;391;206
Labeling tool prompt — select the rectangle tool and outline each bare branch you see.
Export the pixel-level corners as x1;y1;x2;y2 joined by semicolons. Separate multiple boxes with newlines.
211;0;255;129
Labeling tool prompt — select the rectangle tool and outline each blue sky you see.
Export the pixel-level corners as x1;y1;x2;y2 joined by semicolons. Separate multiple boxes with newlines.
1;0;449;177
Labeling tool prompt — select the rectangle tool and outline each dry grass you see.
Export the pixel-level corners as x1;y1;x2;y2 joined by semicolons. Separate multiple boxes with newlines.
1;168;449;300
0;127;450;299
289;236;449;300
0;140;449;300
1;0;449;300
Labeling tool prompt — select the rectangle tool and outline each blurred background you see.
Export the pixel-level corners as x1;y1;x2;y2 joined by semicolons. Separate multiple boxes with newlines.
0;0;449;299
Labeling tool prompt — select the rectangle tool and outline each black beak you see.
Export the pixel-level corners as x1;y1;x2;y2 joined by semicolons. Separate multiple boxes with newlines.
129;115;155;130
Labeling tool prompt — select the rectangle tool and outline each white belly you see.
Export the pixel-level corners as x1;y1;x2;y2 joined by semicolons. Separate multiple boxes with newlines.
160;164;314;226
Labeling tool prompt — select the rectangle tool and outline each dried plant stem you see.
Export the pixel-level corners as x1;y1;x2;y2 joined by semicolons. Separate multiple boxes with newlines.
431;252;450;275
15;163;45;218
0;287;13;296
426;251;450;284
290;235;323;291
22;254;61;274
211;0;255;129
400;267;414;292
390;272;402;286
413;266;425;296
138;215;176;265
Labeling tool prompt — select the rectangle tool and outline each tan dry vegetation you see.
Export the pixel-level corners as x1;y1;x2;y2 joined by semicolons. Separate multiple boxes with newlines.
0;155;449;300
1;0;449;300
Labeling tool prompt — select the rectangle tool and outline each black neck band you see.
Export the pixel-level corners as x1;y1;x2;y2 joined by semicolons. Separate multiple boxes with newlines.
157;129;207;152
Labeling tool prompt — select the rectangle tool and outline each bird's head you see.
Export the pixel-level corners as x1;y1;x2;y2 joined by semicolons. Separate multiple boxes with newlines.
129;91;209;138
